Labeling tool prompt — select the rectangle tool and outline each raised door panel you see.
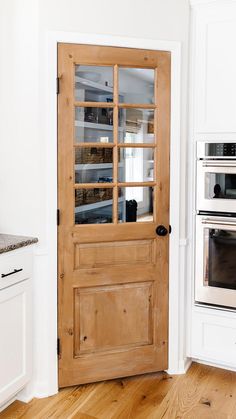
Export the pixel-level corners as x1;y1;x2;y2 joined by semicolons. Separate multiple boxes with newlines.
194;3;236;135
74;240;155;269
74;282;153;355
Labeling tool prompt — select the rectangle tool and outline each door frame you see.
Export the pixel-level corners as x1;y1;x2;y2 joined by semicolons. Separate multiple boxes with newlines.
42;31;187;396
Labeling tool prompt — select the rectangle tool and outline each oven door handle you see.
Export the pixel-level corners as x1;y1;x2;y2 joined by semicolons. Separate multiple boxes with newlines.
202;160;236;168
201;218;236;227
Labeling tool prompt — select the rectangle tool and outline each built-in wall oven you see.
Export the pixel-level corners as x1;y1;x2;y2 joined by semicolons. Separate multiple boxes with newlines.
196;142;236;309
195;213;236;308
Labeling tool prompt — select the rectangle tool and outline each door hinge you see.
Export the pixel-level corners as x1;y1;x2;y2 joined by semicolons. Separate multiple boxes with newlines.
57;209;60;226
56;77;60;95
57;338;61;357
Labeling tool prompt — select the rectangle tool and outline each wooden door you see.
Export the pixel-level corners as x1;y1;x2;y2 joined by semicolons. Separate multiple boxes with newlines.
58;43;171;387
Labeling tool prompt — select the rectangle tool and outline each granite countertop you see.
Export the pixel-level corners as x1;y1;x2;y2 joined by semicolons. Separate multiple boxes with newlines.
0;234;38;254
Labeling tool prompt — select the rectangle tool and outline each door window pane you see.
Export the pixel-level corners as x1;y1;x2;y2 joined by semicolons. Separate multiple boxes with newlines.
118;148;154;182
119;108;154;143
118;187;153;223
75;188;113;224
119;68;154;104
75;107;113;143
205;173;236;199
75;65;113;102
206;228;236;290
75;148;113;183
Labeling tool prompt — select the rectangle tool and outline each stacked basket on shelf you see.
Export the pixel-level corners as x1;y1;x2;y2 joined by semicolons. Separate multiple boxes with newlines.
75;189;113;207
75;147;113;165
75;147;114;207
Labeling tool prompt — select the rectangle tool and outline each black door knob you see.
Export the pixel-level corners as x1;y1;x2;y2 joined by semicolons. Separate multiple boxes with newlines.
156;225;168;236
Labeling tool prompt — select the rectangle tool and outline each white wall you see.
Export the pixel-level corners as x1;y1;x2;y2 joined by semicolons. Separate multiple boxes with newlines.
0;0;189;396
0;0;40;238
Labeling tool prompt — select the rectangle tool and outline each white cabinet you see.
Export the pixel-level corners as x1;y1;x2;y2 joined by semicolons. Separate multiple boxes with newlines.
188;0;236;371
0;248;33;409
190;308;236;369
192;1;236;137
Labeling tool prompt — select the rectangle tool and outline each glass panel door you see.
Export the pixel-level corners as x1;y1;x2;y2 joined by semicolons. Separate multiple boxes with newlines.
58;42;170;387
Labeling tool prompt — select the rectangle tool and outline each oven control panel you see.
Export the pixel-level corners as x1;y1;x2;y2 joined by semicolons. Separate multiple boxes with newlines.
206;143;236;157
197;142;236;159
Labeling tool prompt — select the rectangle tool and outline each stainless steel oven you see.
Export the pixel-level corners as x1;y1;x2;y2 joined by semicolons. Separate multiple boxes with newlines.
195;214;236;308
197;142;236;213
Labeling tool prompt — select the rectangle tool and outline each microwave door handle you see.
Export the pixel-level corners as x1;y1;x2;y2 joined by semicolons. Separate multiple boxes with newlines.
203;229;209;286
201;219;236;227
202;161;236;168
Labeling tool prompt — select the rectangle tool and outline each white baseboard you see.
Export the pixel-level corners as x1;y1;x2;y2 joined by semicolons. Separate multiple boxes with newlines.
17;379;58;402
17;392;34;404
166;357;192;375
16;380;35;403
193;358;236;372
32;379;58;399
178;357;193;374
33;390;58;399
0;396;16;412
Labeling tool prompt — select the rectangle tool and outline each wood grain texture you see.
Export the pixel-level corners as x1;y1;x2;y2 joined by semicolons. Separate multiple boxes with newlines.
2;364;236;418
74;282;153;355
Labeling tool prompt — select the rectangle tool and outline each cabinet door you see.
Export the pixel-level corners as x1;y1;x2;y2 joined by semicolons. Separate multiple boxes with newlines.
193;2;236;135
0;280;32;406
191;310;236;368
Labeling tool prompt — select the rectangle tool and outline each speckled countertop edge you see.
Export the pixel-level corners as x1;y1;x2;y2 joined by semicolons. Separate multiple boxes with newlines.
0;234;38;254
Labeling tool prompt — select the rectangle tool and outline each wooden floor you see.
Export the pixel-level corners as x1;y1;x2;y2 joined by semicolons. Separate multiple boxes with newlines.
1;363;236;418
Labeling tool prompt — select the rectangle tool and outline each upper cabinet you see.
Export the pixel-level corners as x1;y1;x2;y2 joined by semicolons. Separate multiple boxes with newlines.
191;1;236;138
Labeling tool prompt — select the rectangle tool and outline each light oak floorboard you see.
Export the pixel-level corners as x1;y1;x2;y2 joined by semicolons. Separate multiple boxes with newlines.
2;363;236;419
